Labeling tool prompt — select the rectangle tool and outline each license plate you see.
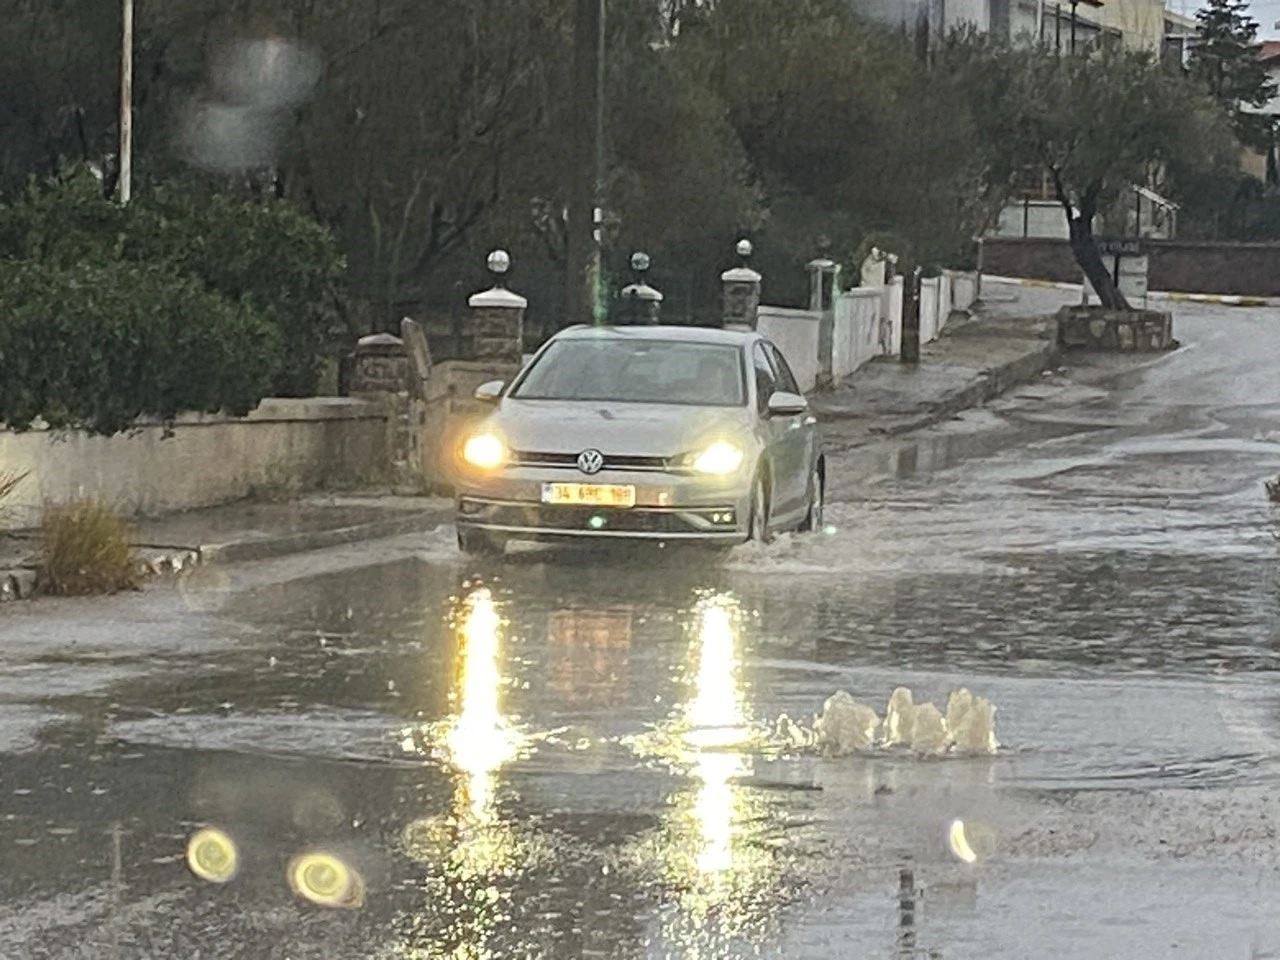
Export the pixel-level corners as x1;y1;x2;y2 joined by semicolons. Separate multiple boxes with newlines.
541;483;636;508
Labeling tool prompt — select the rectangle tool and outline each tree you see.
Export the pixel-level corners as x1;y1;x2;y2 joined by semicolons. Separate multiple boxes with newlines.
1189;0;1277;152
670;0;1001;295
993;46;1225;309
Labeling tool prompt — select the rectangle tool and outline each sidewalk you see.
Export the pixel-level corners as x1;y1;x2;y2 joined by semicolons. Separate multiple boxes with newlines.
984;274;1280;308
810;310;1059;442
1;492;453;601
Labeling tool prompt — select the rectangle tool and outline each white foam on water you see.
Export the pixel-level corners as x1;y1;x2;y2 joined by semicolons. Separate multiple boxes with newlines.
772;685;1000;759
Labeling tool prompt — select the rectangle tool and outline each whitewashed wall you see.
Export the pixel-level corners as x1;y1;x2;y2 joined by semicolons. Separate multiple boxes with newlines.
949;270;978;312
0;399;388;531
832;289;883;381
920;277;941;344
757;306;822;393
757;270;975;392
885;277;904;357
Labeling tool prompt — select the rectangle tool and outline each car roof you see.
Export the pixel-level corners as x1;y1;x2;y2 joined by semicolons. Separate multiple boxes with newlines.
551;324;758;347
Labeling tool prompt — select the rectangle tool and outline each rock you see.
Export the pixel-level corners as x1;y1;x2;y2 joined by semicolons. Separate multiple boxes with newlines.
883;686;916;746
910;702;949;756
11;569;36;598
814;690;881;756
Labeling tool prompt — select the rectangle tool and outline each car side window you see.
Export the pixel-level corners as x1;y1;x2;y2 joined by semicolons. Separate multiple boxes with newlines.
752;344;778;413
766;343;801;396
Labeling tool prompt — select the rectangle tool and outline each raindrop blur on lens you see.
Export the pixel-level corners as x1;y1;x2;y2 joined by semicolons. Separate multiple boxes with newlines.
178;36;320;175
186;827;239;883
210;39;321;111
287;851;365;909
179;99;281;174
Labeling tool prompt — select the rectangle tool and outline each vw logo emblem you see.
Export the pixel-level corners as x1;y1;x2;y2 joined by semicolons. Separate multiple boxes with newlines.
576;449;605;475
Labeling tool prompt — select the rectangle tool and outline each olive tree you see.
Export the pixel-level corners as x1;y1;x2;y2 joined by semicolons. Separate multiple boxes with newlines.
996;45;1225;309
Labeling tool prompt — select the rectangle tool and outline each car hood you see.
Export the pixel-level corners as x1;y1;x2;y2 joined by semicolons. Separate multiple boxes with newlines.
489;400;753;457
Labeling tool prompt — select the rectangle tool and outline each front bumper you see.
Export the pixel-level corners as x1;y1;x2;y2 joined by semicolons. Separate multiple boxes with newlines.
455;466;752;542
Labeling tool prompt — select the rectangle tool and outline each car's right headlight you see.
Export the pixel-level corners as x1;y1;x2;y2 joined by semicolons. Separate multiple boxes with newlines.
691;441;744;475
462;432;507;470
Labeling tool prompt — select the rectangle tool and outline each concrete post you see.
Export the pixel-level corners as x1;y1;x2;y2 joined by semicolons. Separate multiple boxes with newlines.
808;257;840;390
619;251;663;324
467;249;526;365
722;239;762;330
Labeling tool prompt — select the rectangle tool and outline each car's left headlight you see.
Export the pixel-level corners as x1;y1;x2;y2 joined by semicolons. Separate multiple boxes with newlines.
691;441;744;475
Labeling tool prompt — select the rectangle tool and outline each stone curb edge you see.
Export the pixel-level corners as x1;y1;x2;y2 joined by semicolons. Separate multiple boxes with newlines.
983;275;1279;308
814;338;1060;427
1;509;453;601
197;509;452;565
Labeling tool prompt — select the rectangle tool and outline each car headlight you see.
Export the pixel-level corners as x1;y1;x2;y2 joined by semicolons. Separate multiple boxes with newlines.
691;441;744;475
462;433;507;470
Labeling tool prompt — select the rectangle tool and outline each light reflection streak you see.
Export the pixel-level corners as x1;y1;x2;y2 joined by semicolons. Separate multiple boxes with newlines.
394;586;525;959
445;587;519;823
683;595;750;879
642;591;784;956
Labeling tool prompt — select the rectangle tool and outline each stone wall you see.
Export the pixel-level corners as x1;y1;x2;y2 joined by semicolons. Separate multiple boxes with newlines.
983;237;1280;296
1057;306;1175;352
0;399;388;531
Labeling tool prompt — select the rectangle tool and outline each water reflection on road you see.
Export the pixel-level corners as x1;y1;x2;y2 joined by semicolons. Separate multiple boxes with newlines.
6;299;1280;956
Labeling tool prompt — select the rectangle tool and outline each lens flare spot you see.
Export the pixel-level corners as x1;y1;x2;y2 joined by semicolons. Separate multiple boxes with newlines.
287;851;365;909
948;819;978;864
186;828;239;883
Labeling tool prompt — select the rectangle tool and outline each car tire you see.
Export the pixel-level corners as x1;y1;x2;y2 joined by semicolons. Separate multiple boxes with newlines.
799;462;824;533
748;472;773;544
457;527;504;557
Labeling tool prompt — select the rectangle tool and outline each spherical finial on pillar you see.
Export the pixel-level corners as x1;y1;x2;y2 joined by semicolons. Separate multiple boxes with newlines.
487;249;511;282
735;238;753;263
630;251;651;275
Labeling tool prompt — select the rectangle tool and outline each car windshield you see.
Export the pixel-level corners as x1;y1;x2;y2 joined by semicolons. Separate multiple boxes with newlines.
512;338;747;406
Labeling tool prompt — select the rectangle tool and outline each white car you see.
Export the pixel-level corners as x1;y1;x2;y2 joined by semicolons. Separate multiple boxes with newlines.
452;325;825;554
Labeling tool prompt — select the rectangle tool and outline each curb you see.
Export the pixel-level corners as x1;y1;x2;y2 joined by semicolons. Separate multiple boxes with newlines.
814;338;1060;428
197;510;451;565
983;275;1280;308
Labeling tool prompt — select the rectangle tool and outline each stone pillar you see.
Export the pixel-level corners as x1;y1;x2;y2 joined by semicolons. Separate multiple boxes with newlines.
808;257;841;390
619;251;663;324
467;249;526;365
347;333;408;396
722;239;762;330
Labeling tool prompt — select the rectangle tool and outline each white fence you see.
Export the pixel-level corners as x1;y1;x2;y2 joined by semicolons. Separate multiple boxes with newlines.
759;269;978;393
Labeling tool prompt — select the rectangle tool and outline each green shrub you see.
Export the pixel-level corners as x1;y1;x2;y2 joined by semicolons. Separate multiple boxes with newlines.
39;499;139;595
0;259;282;435
0;165;345;402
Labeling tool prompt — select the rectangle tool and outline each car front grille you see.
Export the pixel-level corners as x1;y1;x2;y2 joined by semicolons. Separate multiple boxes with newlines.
510;450;671;472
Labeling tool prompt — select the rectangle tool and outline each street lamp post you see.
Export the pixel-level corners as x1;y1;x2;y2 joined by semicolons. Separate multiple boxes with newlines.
118;0;134;203
566;0;607;328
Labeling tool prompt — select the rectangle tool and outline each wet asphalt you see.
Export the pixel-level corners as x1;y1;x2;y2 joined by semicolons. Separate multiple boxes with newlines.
2;289;1280;959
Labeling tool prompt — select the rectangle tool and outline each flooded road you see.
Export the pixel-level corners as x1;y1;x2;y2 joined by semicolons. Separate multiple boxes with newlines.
3;291;1280;958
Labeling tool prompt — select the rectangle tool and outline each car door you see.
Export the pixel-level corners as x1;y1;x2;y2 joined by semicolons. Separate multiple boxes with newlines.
763;342;814;516
751;343;799;519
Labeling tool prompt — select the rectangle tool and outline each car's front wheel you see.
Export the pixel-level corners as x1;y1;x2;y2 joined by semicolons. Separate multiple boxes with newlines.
457;527;505;557
799;461;825;533
747;472;772;544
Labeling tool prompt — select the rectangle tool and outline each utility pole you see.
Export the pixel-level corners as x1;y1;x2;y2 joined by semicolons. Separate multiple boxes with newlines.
118;0;134;204
566;0;605;328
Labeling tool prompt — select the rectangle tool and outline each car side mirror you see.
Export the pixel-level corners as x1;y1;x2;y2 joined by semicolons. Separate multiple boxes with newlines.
474;380;505;403
767;391;808;417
